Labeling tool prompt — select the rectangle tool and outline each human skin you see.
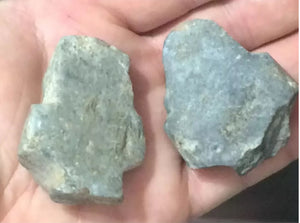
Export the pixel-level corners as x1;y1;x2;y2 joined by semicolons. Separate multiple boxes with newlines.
0;0;298;222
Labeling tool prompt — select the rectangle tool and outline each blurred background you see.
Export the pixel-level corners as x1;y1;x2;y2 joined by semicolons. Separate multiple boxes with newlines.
190;160;298;223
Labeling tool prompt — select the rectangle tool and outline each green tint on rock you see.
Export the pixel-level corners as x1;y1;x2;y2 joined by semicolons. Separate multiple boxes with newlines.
163;20;298;175
19;36;145;204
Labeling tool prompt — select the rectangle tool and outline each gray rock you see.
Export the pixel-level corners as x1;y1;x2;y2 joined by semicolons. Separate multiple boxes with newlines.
163;20;298;175
19;36;145;204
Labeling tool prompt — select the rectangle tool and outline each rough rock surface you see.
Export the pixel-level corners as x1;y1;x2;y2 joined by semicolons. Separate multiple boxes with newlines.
19;36;145;204
163;20;298;175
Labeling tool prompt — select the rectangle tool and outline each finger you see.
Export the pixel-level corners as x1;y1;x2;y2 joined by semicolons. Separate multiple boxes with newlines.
187;32;299;217
149;0;298;51
255;32;298;81
99;0;215;33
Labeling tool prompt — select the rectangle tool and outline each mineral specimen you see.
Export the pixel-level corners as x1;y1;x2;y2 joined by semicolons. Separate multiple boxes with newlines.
19;36;145;204
163;19;298;175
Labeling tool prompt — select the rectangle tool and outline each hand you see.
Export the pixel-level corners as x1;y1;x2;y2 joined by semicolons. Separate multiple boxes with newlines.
0;0;298;222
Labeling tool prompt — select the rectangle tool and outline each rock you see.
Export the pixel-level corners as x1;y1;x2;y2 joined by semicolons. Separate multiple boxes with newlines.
19;36;145;204
163;19;298;175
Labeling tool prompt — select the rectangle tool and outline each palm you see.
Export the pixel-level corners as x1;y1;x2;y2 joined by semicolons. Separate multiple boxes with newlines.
0;0;298;222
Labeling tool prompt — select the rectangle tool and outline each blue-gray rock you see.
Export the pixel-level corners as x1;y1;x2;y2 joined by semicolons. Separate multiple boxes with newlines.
19;36;145;204
163;19;298;175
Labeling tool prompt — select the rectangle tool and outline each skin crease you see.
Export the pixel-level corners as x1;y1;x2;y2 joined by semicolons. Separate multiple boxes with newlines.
0;0;298;222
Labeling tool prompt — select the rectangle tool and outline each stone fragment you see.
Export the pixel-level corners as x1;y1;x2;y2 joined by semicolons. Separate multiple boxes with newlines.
19;36;145;204
163;19;298;175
